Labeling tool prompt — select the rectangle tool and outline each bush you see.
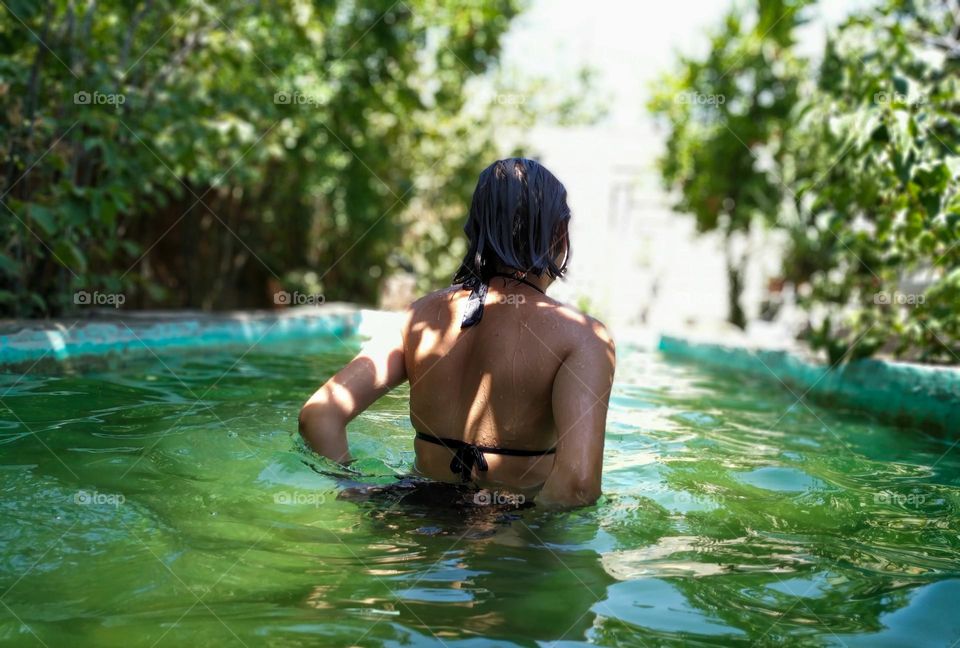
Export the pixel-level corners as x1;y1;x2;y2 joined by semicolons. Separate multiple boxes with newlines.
650;0;959;364
0;0;521;315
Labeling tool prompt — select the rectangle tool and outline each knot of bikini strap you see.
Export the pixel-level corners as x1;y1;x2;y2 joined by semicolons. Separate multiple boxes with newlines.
460;276;489;329
449;444;488;480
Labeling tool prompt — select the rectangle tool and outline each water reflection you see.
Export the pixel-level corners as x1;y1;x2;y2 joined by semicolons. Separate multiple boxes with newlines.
321;481;618;643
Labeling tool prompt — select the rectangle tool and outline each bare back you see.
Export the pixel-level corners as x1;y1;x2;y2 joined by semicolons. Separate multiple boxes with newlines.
403;277;608;494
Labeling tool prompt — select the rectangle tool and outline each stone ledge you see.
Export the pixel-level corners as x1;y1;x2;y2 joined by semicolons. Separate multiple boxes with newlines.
0;304;401;366
658;334;960;434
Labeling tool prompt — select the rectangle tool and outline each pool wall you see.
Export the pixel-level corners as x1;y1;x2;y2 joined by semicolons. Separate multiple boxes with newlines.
0;306;401;366
659;335;960;433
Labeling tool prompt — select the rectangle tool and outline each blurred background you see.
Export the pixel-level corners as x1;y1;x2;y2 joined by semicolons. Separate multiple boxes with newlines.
1;0;958;364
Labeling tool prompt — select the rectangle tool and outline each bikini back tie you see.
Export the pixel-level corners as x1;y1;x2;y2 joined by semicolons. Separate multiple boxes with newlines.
415;432;557;481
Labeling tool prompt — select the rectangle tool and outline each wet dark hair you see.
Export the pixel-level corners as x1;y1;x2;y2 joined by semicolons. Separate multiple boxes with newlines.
453;158;571;285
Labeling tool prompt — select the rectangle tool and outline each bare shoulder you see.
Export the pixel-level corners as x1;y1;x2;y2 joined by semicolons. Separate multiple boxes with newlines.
406;285;461;319
550;302;616;362
400;285;462;339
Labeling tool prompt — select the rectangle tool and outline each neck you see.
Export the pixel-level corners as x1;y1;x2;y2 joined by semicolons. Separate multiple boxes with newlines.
492;269;552;294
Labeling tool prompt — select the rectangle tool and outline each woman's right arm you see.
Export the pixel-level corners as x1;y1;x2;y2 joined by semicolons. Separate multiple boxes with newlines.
536;321;616;509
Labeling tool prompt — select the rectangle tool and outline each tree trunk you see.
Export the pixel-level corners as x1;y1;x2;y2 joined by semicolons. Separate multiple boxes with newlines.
725;238;747;330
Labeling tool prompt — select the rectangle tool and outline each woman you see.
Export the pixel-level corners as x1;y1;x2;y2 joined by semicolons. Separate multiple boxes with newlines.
299;158;616;508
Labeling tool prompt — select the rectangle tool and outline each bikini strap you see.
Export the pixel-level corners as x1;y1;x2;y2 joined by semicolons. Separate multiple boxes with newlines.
450;445;487;481
490;272;545;295
459;271;544;329
415;432;556;481
460;275;490;329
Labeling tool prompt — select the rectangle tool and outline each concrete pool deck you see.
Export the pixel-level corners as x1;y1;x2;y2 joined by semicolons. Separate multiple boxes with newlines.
0;305;402;366
659;333;960;434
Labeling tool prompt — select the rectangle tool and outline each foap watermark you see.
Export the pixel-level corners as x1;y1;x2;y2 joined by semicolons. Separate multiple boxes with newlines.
873;91;926;107
274;89;326;106
675;92;725;106
74;489;125;508
274;290;325;306
74;90;126;109
873;291;925;306
492;93;526;106
274;491;326;506
492;293;526;306
74;290;126;308
669;490;720;507
473;489;525;507
646;484;721;507
874;491;926;507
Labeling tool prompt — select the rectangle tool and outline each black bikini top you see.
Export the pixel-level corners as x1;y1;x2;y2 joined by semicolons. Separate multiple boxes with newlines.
415;272;554;481
459;272;545;329
415;432;557;481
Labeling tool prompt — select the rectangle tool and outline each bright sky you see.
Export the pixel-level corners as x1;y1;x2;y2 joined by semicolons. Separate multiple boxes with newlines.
500;0;877;127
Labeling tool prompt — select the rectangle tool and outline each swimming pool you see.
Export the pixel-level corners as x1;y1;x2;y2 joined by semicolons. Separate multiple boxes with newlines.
1;334;958;646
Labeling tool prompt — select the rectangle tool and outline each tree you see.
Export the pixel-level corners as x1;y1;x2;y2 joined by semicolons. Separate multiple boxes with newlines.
650;0;959;364
0;0;524;315
783;0;960;363
648;0;811;328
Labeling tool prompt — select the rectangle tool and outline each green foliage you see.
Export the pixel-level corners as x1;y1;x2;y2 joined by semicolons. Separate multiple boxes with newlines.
648;0;811;327
0;0;527;315
784;0;960;364
650;0;959;364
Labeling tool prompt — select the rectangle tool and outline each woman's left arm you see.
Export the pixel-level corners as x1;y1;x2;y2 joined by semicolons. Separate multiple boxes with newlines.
298;322;407;463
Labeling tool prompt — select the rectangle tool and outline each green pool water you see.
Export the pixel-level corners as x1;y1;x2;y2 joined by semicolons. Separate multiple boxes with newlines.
1;335;959;647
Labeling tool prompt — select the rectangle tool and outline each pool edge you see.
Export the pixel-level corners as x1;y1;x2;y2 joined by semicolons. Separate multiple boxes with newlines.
0;306;401;366
658;334;960;434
